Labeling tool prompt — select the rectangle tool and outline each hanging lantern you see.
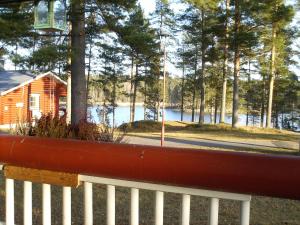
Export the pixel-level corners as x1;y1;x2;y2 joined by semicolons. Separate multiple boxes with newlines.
34;0;67;32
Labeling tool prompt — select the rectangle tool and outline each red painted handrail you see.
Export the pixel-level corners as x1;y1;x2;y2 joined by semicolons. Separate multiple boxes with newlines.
0;135;300;200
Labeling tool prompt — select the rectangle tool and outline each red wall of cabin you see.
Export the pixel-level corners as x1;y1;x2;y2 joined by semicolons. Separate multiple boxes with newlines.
0;76;67;125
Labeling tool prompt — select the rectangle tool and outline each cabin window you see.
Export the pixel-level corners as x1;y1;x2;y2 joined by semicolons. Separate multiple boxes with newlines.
59;96;67;109
29;94;40;110
59;96;67;117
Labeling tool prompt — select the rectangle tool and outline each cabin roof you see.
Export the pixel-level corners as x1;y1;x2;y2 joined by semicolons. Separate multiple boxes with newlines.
0;71;67;96
0;70;36;93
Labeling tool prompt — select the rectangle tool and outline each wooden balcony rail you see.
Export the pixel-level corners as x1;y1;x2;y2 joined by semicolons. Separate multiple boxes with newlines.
1;135;300;225
0;135;299;200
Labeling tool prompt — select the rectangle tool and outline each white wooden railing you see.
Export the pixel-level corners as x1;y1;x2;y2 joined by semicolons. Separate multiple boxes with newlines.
0;135;299;225
2;174;251;225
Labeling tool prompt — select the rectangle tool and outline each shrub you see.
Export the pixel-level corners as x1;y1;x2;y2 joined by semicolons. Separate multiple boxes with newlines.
34;113;71;138
14;113;126;143
14;121;35;136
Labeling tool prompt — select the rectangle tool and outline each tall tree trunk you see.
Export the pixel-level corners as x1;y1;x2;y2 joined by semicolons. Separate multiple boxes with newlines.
199;9;205;125
291;103;295;128
246;109;249;126
71;0;86;125
159;0;163;41
220;0;230;124
32;35;36;71
281;110;284;129
214;94;218;124
86;43;92;116
191;88;196;122
144;82;147;120
192;45;198;122
232;0;241;128
167;76;171;107
66;23;72;124
275;105;279;129
14;44;18;70
112;78;116;128
181;64;185;122
129;56;134;123
260;73;266;127
246;60;251;126
266;24;277;128
210;104;214;124
131;63;138;123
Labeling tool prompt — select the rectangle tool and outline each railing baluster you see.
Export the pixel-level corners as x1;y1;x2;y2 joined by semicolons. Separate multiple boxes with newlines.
84;182;93;225
181;194;190;225
208;198;219;225
155;191;164;225
107;185;115;225
240;200;250;225
63;187;72;225
130;188;139;225
43;184;51;225
24;181;32;225
6;178;14;225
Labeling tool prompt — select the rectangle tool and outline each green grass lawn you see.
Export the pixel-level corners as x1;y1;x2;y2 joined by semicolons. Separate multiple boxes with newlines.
122;121;300;155
122;120;300;142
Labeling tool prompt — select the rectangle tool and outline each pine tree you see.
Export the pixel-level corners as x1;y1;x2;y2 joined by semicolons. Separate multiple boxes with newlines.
115;4;159;122
182;0;219;124
264;2;294;128
176;46;190;121
231;0;241;128
219;0;230;123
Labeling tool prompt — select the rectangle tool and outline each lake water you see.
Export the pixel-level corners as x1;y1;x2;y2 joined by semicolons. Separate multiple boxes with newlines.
89;105;250;126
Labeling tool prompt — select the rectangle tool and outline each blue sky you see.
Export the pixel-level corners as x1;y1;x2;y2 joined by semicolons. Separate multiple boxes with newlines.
139;0;156;15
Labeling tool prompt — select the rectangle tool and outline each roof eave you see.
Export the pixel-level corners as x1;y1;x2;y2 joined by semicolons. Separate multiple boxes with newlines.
0;71;67;96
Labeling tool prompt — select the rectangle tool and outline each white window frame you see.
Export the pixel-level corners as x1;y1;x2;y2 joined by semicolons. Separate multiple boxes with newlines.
29;94;40;111
16;102;24;108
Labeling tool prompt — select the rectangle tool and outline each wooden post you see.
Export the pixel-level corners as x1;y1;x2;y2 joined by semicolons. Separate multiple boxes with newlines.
4;166;80;187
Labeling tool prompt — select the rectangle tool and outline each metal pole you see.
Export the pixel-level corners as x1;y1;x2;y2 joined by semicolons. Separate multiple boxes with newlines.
161;43;167;147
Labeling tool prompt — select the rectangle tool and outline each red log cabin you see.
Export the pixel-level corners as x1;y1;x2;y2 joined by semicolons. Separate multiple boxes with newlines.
0;71;67;127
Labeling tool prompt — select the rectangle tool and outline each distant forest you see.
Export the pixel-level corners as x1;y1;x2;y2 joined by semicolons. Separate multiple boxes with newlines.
0;0;299;130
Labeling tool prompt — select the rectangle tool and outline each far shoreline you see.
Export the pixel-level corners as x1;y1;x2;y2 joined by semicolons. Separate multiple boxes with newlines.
89;102;234;114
